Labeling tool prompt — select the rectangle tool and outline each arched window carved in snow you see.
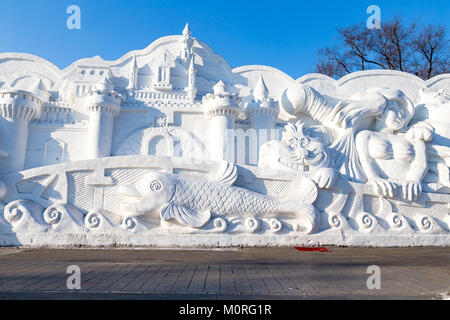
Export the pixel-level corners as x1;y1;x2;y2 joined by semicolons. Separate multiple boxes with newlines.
143;133;173;157
43;138;66;166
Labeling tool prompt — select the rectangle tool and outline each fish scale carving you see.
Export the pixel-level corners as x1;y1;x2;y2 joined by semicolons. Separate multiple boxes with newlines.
172;176;279;216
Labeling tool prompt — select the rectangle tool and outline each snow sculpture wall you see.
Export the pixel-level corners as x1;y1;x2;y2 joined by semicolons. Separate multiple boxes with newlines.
0;24;448;247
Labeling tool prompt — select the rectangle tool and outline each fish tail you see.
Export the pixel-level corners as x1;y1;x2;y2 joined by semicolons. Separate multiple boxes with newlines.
279;200;319;234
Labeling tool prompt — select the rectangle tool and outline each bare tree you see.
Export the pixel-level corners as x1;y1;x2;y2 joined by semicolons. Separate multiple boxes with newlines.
315;17;449;80
369;17;416;72
413;25;449;79
316;47;351;78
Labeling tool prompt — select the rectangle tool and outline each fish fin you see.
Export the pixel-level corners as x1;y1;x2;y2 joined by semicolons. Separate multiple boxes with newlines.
210;161;237;185
161;203;210;228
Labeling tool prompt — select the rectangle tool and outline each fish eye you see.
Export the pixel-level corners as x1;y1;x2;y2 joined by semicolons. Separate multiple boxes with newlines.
150;180;162;192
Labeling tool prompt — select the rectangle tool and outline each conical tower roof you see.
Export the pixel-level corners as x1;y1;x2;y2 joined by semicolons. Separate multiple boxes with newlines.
30;78;50;101
182;23;192;37
253;75;269;101
30;78;47;92
213;80;227;95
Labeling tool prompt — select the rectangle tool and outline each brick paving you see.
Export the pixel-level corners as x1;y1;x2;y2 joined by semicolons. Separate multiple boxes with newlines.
0;247;448;299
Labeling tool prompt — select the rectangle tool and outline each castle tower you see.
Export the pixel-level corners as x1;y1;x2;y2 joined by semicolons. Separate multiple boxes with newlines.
246;75;279;129
186;55;197;100
203;81;241;162
179;23;193;63
0;79;48;173
245;75;279;157
84;76;122;159
126;55;138;90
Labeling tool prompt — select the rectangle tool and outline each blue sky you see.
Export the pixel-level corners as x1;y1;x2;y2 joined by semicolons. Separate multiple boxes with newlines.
0;0;448;78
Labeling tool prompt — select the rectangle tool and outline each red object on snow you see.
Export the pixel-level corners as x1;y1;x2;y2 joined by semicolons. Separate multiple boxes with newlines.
294;247;329;252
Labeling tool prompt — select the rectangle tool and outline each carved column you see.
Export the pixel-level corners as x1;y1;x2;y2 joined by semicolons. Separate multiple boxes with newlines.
84;89;122;159
203;81;240;162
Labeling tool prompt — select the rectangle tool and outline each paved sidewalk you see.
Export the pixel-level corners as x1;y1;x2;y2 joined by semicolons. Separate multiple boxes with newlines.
0;246;448;299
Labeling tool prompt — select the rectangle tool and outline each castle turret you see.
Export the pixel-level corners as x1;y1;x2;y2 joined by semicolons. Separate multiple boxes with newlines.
84;76;122;159
126;55;138;90
179;23;193;63
245;75;279;129
186;55;197;100
203;81;241;161
0;79;48;173
245;75;279;158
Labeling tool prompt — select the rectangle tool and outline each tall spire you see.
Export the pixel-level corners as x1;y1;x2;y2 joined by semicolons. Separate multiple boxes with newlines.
182;22;192;37
179;22;193;63
186;55;196;100
253;75;269;101
189;55;195;71
127;55;138;90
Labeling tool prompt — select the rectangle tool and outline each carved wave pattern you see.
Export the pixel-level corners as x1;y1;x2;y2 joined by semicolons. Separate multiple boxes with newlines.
43;205;63;225
84;211;102;230
0;197;447;245
200;216;288;234
323;195;448;234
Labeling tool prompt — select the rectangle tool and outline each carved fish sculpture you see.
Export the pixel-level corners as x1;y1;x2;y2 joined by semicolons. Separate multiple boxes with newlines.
118;162;319;233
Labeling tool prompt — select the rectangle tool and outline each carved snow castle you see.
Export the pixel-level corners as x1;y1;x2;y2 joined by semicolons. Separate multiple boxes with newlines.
0;24;449;246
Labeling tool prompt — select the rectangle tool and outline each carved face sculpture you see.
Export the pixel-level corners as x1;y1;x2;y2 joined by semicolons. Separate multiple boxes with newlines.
382;100;407;131
280;122;327;170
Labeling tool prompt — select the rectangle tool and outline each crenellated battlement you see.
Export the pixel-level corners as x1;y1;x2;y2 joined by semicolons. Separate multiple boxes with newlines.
203;81;241;119
0;90;44;121
84;90;122;116
245;99;279;118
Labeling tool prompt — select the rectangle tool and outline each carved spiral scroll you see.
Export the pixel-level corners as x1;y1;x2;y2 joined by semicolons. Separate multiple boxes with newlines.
356;212;376;231
387;213;409;230
212;217;227;233
121;216;137;230
4;200;42;225
4;203;24;223
43;205;64;225
415;214;433;232
420;216;432;230
392;214;403;228
245;217;259;233
85;211;102;230
269;218;282;233
328;212;345;228
361;214;374;228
